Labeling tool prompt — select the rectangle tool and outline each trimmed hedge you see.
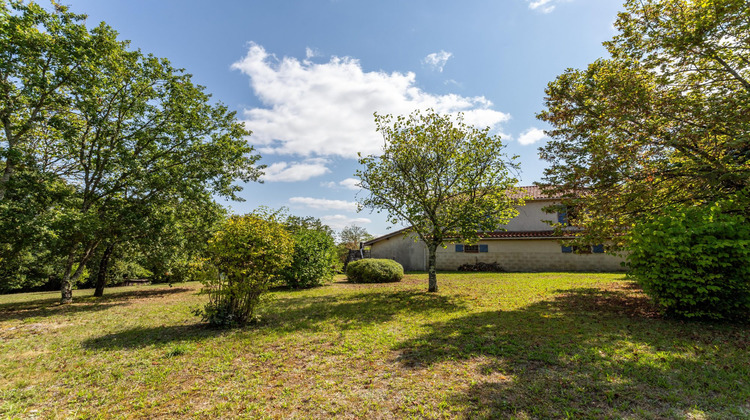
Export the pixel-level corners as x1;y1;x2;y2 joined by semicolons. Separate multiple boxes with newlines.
346;259;403;283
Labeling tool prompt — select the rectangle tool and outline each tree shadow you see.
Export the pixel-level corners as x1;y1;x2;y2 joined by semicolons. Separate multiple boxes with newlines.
264;289;467;332
82;289;467;350
82;323;221;350
0;287;192;322
395;285;750;418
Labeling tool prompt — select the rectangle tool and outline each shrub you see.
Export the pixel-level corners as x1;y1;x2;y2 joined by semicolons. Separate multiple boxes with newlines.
277;228;338;288
346;259;403;283
196;214;293;327
457;261;505;272
627;203;750;320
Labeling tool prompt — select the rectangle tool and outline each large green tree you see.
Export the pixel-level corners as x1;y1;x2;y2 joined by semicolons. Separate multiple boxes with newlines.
357;110;520;292
0;2;262;302
538;0;750;244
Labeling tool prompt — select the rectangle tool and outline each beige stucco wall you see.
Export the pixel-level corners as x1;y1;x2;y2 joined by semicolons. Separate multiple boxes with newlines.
437;239;625;272
501;199;558;232
369;233;428;271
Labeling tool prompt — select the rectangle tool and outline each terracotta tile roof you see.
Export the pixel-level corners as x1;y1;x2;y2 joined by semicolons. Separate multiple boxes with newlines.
479;230;559;238
509;185;572;200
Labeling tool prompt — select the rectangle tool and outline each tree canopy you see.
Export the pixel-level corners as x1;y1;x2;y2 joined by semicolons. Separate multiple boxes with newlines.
0;2;262;302
538;0;750;244
357;109;520;292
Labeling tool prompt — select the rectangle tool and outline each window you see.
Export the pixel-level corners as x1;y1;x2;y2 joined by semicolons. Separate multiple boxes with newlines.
456;244;489;253
562;244;605;254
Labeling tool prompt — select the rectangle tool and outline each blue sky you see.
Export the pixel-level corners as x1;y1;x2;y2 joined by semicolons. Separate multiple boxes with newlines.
66;0;623;236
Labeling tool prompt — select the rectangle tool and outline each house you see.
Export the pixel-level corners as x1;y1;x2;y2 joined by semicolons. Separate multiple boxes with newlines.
363;186;625;272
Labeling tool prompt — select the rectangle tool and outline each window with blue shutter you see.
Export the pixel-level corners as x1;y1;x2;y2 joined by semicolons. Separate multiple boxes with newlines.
592;244;604;253
479;244;488;253
561;246;573;253
557;208;567;225
455;244;464;252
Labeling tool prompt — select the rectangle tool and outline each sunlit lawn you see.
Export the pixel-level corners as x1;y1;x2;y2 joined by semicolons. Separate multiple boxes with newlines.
1;273;748;419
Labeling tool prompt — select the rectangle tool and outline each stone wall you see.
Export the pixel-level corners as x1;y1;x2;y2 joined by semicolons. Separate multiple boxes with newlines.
437;239;625;272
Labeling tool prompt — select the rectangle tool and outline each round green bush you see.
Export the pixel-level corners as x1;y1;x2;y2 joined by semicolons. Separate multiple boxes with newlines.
346;259;404;283
627;203;750;320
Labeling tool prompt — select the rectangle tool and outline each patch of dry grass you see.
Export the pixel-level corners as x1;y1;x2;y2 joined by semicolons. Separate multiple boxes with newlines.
0;273;748;419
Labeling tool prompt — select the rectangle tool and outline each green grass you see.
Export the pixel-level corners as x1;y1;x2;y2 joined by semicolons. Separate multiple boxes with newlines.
1;273;749;419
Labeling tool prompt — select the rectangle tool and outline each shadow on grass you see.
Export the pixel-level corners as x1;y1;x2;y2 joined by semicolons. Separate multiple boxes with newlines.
0;287;191;322
264;289;466;332
82;289;466;350
395;286;750;419
82;323;221;350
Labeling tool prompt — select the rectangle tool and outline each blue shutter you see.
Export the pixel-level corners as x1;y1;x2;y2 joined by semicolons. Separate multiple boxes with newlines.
592;244;604;253
558;209;567;225
479;244;488;253
561;246;573;253
455;244;464;252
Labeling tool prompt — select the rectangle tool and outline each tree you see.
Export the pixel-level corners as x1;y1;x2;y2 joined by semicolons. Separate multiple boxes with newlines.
538;0;750;244
0;2;98;201
0;3;263;302
356;109;521;293
338;224;374;249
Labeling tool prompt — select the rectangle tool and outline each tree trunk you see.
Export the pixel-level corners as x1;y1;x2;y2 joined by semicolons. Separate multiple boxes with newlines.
94;243;115;297
60;252;77;304
427;243;438;293
60;241;100;304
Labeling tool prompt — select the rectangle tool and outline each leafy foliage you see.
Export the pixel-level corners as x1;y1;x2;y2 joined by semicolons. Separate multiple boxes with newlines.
627;202;750;319
357;109;520;292
346;259;404;283
277;226;338;289
197;214;293;328
0;2;262;301
538;0;750;245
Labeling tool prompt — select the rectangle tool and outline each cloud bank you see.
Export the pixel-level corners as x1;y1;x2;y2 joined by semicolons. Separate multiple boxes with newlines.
232;43;510;160
261;159;330;182
288;197;358;212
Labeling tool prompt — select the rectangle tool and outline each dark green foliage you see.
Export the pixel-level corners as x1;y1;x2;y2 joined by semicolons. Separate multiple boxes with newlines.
277;228;337;289
627;203;750;320
346;259;404;283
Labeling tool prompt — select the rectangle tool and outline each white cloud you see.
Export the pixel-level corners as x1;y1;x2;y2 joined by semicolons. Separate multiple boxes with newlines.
323;177;361;190
423;50;453;72
261;159;330;182
305;47;318;59
517;127;548;146
339;178;360;190
232;43;511;159
320;214;372;230
288;197;358;212
527;0;568;13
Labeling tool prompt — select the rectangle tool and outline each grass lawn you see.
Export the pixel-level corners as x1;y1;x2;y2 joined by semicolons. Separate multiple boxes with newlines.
1;273;749;419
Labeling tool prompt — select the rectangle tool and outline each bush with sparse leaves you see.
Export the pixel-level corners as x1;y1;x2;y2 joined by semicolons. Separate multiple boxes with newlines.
346;259;403;283
196;214;293;327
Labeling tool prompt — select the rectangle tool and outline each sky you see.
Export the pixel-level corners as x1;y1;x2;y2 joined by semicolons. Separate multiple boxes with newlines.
65;0;624;237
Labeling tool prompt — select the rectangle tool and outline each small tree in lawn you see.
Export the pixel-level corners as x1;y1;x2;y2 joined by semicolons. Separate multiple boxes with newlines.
198;214;293;327
356;109;521;293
